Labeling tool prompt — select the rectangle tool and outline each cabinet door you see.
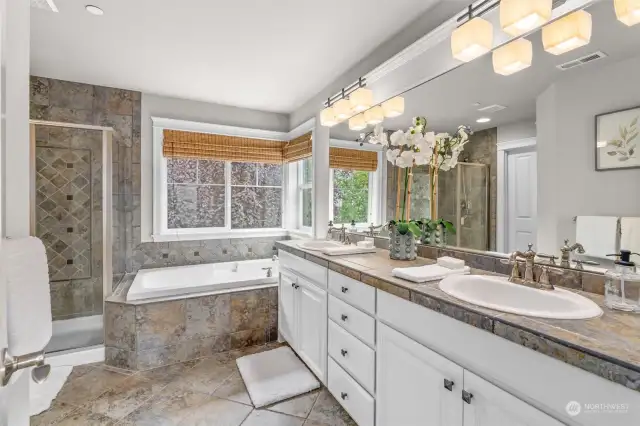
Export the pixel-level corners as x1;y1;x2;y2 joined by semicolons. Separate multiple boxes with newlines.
297;277;328;383
279;271;297;348
463;371;563;426
377;323;463;426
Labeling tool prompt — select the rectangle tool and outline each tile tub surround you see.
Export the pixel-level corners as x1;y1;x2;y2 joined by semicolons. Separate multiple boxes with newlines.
276;240;640;393
31;347;356;425
104;275;279;371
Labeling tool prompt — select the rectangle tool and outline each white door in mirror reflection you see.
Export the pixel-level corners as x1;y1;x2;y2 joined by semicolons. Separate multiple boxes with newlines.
507;149;537;253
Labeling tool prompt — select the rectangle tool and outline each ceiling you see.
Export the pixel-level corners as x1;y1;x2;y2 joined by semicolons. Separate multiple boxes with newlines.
332;1;640;140
30;0;441;114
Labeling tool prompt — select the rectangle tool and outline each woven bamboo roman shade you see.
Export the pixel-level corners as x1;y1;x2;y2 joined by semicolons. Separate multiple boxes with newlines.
162;129;285;164
330;148;378;172
283;132;312;163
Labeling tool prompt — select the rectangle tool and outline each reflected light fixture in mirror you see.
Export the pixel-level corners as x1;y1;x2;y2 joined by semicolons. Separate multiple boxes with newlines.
493;38;533;75
614;0;640;26
500;0;552;36
349;114;367;131
451;17;494;62
364;106;384;125
333;98;352;121
381;96;405;118
542;10;592;55
476;117;491;123
350;88;373;113
320;106;338;127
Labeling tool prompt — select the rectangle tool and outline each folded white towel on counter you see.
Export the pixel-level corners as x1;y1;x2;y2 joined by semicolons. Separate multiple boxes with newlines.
575;216;619;259
621;217;640;257
322;246;376;256
1;237;52;356
392;264;470;283
437;256;465;270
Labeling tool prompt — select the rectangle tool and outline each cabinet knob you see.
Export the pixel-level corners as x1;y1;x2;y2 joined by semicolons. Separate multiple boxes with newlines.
341;286;349;293
341;314;348;322
462;390;473;404
341;392;348;400
444;379;454;391
291;282;296;288
294;284;300;289
341;349;348;357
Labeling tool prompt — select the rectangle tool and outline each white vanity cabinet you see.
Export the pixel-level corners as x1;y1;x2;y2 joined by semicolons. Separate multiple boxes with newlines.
278;250;328;383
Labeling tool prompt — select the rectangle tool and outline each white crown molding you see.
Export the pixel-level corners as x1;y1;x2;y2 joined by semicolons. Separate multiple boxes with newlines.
497;137;537;152
151;117;289;141
287;118;315;140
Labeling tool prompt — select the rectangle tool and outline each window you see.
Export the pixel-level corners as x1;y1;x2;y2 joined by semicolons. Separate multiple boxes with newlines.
164;158;283;235
331;169;370;224
298;158;313;230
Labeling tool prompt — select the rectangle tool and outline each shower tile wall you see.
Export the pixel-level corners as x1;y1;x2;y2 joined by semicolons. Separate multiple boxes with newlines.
35;129;103;320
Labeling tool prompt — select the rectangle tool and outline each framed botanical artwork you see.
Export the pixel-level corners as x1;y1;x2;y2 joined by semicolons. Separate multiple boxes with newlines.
595;106;640;171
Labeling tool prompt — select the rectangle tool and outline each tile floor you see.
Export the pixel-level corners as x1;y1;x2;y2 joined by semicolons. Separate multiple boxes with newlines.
32;344;357;425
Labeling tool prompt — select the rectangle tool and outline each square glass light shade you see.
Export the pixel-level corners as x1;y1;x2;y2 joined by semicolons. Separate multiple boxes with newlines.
350;88;373;112
349;114;367;131
381;96;405;118
364;106;384;125
451;17;494;62
493;38;533;76
500;0;552;36
333;98;352;120
542;10;592;55
615;0;640;26
320;106;338;127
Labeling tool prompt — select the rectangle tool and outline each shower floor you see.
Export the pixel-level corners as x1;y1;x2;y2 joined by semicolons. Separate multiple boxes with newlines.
46;315;103;353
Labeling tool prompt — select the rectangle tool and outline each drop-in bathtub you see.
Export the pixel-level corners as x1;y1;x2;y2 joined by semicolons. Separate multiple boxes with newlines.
126;258;279;301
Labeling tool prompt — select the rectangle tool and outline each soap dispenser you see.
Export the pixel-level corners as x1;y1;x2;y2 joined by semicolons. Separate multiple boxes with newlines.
604;250;640;313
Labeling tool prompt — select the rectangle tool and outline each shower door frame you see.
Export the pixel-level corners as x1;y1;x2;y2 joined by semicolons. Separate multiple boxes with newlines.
454;163;490;250
28;120;114;308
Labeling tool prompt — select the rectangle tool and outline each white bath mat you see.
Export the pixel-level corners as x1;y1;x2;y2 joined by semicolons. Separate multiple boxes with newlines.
236;346;320;408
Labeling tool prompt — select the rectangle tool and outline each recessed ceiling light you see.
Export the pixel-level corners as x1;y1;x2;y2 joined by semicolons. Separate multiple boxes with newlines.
476;118;491;123
85;5;103;15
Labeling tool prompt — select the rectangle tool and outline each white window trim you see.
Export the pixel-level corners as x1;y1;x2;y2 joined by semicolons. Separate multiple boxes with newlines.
151;119;289;242
297;159;313;235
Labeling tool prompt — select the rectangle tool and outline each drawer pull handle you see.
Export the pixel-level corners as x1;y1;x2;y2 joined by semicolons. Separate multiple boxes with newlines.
341;286;349;293
341;314;348;321
462;390;473;404
341;349;348;357
444;379;454;391
294;284;300;289
341;392;348;400
291;282;296;288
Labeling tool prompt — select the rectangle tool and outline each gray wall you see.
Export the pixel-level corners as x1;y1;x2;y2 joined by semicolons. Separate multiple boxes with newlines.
498;120;536;143
536;55;640;253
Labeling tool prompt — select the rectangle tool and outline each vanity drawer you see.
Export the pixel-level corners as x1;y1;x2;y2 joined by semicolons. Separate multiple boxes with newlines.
329;295;375;347
328;320;375;394
328;358;375;426
279;250;327;289
329;270;376;315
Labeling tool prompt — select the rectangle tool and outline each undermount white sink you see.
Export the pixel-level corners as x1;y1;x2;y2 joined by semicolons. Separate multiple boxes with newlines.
438;275;603;320
296;240;343;251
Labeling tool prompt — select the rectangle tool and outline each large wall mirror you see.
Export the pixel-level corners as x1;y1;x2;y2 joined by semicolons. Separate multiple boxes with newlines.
329;0;640;269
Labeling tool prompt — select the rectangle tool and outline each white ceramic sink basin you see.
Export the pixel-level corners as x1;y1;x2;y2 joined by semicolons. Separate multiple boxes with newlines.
296;240;343;251
438;275;603;320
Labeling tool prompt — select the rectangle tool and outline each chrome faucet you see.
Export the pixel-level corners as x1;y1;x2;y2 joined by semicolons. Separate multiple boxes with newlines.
327;221;337;240
503;243;556;291
367;223;383;237
262;267;273;278
560;239;585;268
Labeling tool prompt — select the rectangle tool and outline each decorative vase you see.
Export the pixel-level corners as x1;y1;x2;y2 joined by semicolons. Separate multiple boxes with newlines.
389;225;417;261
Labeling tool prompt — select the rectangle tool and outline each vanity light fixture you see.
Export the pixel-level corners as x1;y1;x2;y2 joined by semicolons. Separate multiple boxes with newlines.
542;10;592;55
500;0;552;36
350;87;373;113
614;0;640;26
333;98;352;121
476;117;491;123
85;5;104;15
349;114;367;131
320;106;338;127
364;106;384;125
381;96;405;118
451;17;494;62
493;38;533;76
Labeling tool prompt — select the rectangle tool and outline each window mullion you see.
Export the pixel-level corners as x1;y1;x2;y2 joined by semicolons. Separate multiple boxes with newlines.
225;162;232;230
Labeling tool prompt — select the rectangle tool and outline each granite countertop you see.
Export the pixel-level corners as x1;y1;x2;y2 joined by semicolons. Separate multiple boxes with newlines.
276;240;640;393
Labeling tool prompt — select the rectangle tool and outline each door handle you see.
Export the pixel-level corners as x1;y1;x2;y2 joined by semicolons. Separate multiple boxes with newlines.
1;348;50;387
341;286;349;293
462;390;473;404
444;379;454;391
341;314;348;321
291;282;296;288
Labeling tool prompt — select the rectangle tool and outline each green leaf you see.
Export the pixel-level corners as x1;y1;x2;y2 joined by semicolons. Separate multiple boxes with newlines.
628;132;638;143
609;140;623;148
396;222;409;235
631;116;638;127
607;151;618;156
619;156;630;162
629;148;635;156
407;222;422;237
